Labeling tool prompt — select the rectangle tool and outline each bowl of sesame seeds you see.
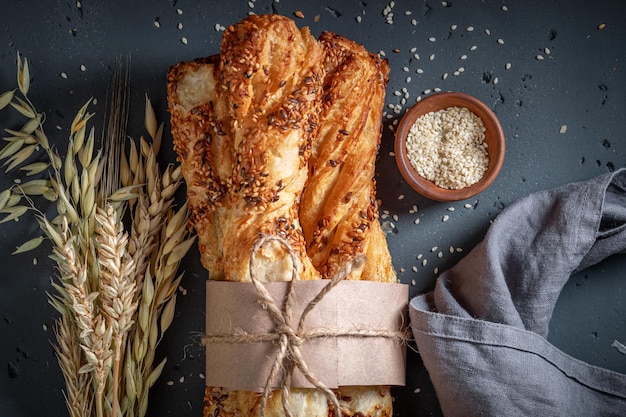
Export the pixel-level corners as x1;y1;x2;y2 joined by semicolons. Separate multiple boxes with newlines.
394;92;505;202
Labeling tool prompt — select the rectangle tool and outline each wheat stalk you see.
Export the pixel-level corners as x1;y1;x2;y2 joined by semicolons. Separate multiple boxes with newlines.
0;54;194;417
95;204;137;417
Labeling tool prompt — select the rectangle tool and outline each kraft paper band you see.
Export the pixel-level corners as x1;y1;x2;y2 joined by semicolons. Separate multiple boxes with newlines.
204;279;408;392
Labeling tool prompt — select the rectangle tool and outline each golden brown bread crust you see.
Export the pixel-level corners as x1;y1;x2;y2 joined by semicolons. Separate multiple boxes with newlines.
167;55;226;278
167;15;323;283
300;31;394;284
167;14;395;417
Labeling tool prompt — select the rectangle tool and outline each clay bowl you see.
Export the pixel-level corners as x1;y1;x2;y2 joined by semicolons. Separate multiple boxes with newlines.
394;92;505;202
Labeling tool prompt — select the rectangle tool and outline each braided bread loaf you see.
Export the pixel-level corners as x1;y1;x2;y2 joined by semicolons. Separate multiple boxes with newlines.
167;14;395;417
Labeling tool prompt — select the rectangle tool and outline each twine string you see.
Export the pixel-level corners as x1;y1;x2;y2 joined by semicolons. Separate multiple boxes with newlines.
204;233;408;417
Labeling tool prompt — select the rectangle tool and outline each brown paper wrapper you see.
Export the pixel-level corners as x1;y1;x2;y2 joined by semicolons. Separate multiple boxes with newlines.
204;279;408;392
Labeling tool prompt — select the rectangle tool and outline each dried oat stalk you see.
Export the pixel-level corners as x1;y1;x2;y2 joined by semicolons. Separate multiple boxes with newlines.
0;53;194;417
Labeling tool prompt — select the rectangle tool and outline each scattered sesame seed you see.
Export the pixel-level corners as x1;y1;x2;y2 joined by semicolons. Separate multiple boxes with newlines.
485;29;491;35
453;71;460;76
505;62;512;70
466;26;474;32
502;5;508;11
429;53;435;60
456;247;464;252
434;87;442;92
497;38;505;44
406;76;412;83
393;214;399;222
399;267;406;273
414;388;422;394
431;246;438;252
411;19;418;25
405;10;412;15
457;67;465;72
177;22;183;30
416;68;424;74
294;10;304;19
443;215;450;222
422;259;428;266
179;376;185;383
437;251;443;258
414;53;420;60
167;380;175;386
199;373;205;379
544;47;551;54
536;54;544;60
43;323;48;331
398;194;405;200
442;72;448;80
181;37;188;45
434;267;439;274
598;23;606;30
80;64;86;71
449;246;455;253
60;72;67;79
470;45;477;51
402;66;409;72
428;37;436;42
356;15;362;23
447;207;455;211
248;1;254;8
410;47;418;53
411;279;416;285
464;203;472;209
414;218;420;224
417;253;423;259
176;8;183;15
412;266;418;273
423;89;432;95
451;24;457;30
560;125;567;134
33;257;37;265
493;77;499;84
154;20;161;28
460;54;467;60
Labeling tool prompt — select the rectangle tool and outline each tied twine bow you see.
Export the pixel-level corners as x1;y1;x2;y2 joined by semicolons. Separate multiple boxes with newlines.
204;234;409;417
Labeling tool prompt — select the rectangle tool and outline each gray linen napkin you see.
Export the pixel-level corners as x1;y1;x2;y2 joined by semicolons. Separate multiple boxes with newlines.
410;169;626;417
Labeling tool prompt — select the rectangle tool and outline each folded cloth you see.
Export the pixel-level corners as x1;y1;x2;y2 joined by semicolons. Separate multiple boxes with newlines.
410;169;626;417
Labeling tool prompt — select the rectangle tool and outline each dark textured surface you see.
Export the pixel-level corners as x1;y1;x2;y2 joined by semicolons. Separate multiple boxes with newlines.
0;1;624;416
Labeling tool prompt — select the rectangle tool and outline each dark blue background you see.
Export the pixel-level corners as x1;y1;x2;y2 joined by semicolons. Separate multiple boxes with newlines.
0;1;624;416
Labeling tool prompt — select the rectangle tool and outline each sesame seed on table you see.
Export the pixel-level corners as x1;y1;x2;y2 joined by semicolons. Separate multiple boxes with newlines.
0;1;625;416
